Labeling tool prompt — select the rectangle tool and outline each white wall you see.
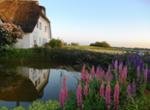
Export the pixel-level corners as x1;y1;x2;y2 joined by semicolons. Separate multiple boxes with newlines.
15;16;51;48
15;33;32;48
32;16;51;47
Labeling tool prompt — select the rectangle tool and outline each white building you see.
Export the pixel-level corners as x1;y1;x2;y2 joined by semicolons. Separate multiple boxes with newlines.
0;0;51;48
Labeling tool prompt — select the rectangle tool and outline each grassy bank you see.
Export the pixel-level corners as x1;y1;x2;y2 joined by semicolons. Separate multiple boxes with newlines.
0;47;116;69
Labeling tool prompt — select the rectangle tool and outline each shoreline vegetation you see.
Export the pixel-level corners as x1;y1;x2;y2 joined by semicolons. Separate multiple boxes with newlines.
0;46;117;70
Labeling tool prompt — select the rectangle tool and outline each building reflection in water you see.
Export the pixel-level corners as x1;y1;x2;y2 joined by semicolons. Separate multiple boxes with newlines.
18;67;50;92
0;67;50;107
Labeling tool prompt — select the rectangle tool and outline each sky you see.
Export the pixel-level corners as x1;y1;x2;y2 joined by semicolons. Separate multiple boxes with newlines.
39;0;150;48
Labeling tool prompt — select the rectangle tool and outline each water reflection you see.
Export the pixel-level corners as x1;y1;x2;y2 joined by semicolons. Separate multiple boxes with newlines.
0;66;80;108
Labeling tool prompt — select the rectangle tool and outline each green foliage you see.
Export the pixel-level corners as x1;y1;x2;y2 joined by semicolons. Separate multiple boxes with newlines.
0;100;60;110
29;100;60;110
90;41;111;48
47;39;64;48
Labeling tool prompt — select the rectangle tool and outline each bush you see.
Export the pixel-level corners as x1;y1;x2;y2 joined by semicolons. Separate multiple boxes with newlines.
0;23;23;48
48;39;64;48
90;41;111;48
70;42;79;46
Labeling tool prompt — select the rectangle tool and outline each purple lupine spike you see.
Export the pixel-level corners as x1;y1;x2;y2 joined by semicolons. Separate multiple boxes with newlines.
114;60;118;71
131;81;136;96
99;80;105;98
144;65;148;83
119;62;123;74
127;84;132;97
76;83;83;108
84;82;89;96
91;65;95;78
137;65;141;81
105;81;111;110
114;81;120;110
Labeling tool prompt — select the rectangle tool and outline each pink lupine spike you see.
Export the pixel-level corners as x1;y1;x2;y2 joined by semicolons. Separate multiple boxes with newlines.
59;77;68;108
96;66;102;80
76;83;83;108
84;82;89;96
63;77;68;99
119;65;128;84
59;88;65;107
100;69;105;80
105;70;113;82
119;62;123;74
91;65;95;78
81;65;86;81
105;81;111;110
85;70;90;83
99;80;105;98
114;81;120;110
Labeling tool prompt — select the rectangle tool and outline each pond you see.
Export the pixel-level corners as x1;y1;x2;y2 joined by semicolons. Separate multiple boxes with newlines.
0;65;81;108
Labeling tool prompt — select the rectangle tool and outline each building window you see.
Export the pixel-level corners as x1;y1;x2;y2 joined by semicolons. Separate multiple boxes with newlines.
37;23;38;28
39;22;42;30
45;26;47;32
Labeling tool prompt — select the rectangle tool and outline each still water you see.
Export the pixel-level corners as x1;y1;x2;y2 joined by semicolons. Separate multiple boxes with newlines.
0;65;80;108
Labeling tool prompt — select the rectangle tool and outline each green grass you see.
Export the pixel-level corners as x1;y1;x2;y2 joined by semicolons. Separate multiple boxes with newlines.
64;45;125;54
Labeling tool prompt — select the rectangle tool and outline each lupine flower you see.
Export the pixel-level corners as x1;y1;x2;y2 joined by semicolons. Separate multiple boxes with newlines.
131;81;136;96
76;83;82;108
136;65;141;81
59;88;65;107
119;62;123;74
119;65;128;84
59;77;68;108
85;70;90;83
63;77;68;99
105;70;113;82
84;82;89;96
127;84;132;97
144;65;148;83
105;81;111;110
99;80;105;98
114;81;120;110
114;60;118;71
96;66;100;79
91;65;95;78
81;65;86;81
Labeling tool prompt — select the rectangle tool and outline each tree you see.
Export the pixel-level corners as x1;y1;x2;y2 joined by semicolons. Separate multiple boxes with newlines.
90;41;111;48
48;38;64;48
0;23;23;48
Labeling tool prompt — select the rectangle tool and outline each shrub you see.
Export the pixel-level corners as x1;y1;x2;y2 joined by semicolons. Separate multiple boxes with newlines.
48;39;64;48
0;23;23;48
90;41;111;48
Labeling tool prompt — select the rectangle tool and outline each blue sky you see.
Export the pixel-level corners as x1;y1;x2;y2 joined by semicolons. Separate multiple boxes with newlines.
40;0;150;48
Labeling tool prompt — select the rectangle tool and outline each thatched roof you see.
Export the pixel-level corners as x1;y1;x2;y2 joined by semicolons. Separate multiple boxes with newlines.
0;0;50;33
